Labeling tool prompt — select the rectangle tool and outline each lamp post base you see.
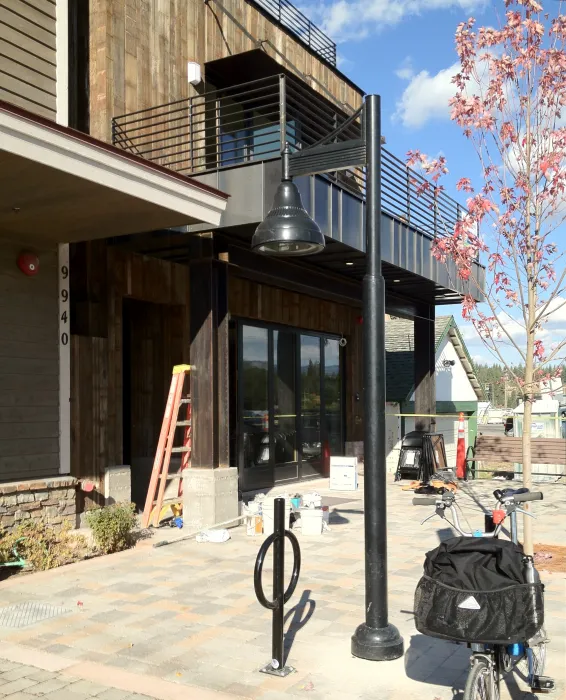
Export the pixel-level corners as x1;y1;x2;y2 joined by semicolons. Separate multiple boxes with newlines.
351;623;404;661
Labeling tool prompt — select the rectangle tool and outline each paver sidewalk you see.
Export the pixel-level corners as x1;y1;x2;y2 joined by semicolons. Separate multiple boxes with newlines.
0;476;563;700
0;656;153;699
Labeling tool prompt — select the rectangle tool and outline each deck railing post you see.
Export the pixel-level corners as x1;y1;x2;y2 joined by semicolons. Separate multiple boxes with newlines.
215;97;221;168
406;165;411;227
434;185;438;238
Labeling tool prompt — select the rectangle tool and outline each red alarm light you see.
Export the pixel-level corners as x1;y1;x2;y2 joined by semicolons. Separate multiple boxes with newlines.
17;252;39;276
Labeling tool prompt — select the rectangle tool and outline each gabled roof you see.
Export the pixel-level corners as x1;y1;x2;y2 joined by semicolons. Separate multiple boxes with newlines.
385;315;483;403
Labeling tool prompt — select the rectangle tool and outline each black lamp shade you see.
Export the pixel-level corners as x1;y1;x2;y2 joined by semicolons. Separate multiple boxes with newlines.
251;179;325;256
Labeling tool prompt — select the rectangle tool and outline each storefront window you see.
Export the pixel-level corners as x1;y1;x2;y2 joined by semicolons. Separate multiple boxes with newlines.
242;326;269;469
300;335;322;474
274;330;297;470
324;338;342;455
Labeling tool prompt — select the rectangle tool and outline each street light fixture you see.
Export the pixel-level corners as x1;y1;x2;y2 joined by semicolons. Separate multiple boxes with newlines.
251;94;404;662
251;150;325;256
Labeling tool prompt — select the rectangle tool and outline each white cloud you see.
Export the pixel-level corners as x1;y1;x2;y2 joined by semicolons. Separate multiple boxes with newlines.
302;0;487;42
394;62;459;128
395;56;414;81
336;53;354;70
542;297;566;324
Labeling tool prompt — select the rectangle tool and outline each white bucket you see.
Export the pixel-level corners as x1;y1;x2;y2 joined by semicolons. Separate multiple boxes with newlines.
262;500;291;536
300;508;323;535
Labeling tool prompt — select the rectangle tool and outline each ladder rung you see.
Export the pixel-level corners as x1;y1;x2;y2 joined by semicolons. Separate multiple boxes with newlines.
180;398;191;405
166;474;184;481
171;446;191;453
176;420;192;427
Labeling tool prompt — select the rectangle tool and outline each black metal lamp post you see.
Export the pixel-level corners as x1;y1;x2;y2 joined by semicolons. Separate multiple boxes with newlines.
251;94;404;662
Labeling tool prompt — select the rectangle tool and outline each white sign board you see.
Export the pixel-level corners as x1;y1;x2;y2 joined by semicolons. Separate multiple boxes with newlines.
330;456;358;491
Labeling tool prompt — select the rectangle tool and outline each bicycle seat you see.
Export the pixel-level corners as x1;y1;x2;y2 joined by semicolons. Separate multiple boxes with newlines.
493;487;529;499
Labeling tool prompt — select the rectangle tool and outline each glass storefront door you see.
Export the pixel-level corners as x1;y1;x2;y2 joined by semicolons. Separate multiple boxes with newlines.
274;330;298;482
240;325;271;490
300;334;323;478
237;321;343;491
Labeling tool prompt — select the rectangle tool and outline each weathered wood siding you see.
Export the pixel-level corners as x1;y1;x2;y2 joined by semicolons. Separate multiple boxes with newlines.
70;245;190;497
0;0;57;119
0;240;59;481
90;0;362;142
228;275;363;441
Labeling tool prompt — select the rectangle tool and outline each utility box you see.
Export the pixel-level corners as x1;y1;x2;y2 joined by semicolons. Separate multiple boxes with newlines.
104;465;131;505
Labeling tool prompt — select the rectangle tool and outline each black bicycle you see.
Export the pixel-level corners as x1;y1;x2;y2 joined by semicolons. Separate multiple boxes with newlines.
413;487;555;700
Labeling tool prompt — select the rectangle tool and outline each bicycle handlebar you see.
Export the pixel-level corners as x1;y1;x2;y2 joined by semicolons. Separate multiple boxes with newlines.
514;491;543;503
412;496;437;506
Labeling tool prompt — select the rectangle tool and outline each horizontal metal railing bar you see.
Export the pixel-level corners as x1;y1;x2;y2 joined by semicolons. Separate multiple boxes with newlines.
382;148;462;215
381;186;435;224
168;137;280;163
112;75;280;122
285;108;361;145
127;116;281;157
285;104;339;136
251;0;336;66
286;83;350;124
161;138;282;169
112;74;468;239
117;91;281;138
286;78;338;109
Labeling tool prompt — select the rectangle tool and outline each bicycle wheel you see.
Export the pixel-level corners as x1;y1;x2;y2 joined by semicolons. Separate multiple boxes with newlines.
463;658;499;700
525;627;547;677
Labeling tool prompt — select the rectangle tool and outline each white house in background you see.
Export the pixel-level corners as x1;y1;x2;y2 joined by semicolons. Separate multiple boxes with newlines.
385;315;484;472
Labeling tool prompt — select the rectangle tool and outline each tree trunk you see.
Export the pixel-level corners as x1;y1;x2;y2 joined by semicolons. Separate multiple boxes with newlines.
522;301;535;556
521;392;533;556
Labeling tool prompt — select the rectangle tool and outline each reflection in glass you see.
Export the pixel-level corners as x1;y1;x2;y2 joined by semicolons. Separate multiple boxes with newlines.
300;335;322;471
314;176;329;235
274;331;297;468
332;185;340;240
342;192;362;249
242;326;269;469
324;338;342;455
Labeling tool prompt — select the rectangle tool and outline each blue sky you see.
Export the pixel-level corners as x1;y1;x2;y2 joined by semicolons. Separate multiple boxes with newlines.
300;0;566;367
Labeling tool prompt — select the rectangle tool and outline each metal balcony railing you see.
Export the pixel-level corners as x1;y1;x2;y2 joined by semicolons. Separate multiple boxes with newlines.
112;75;465;240
251;0;336;66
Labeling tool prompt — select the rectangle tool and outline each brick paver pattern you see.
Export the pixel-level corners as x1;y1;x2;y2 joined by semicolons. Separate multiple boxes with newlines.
0;477;564;699
0;659;152;699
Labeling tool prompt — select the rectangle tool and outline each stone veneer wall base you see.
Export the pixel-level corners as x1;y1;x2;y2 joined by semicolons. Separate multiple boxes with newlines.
0;477;78;531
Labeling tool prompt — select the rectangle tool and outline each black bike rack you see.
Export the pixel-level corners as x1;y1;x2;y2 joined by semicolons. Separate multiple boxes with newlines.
254;497;301;677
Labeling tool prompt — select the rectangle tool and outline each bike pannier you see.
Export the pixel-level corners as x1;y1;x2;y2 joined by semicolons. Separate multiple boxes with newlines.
414;537;544;644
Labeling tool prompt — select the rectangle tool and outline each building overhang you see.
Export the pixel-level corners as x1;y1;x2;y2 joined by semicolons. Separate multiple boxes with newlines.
0;101;228;245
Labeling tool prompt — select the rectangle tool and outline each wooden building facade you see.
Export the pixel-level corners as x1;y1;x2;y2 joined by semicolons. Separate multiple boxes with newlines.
1;0;481;523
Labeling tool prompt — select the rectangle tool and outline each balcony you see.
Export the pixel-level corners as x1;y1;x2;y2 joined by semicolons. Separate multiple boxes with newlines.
112;73;483;304
250;0;336;66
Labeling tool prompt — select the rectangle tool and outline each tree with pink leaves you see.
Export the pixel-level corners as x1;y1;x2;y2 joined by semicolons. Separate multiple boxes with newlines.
408;0;566;554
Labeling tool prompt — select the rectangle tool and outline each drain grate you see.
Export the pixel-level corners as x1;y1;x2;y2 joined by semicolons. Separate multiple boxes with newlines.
0;602;71;628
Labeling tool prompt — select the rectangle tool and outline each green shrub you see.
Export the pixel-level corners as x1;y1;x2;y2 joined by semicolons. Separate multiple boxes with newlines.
86;502;137;554
0;520;86;571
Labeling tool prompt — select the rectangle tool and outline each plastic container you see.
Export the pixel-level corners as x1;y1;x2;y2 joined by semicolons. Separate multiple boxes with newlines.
262;499;291;536
300;508;323;535
291;497;301;509
302;493;322;509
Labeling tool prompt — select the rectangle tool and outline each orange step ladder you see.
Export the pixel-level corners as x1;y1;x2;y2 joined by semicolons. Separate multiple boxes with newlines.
142;365;192;528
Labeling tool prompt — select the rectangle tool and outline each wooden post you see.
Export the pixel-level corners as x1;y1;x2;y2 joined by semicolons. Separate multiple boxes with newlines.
189;238;229;469
414;304;435;432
